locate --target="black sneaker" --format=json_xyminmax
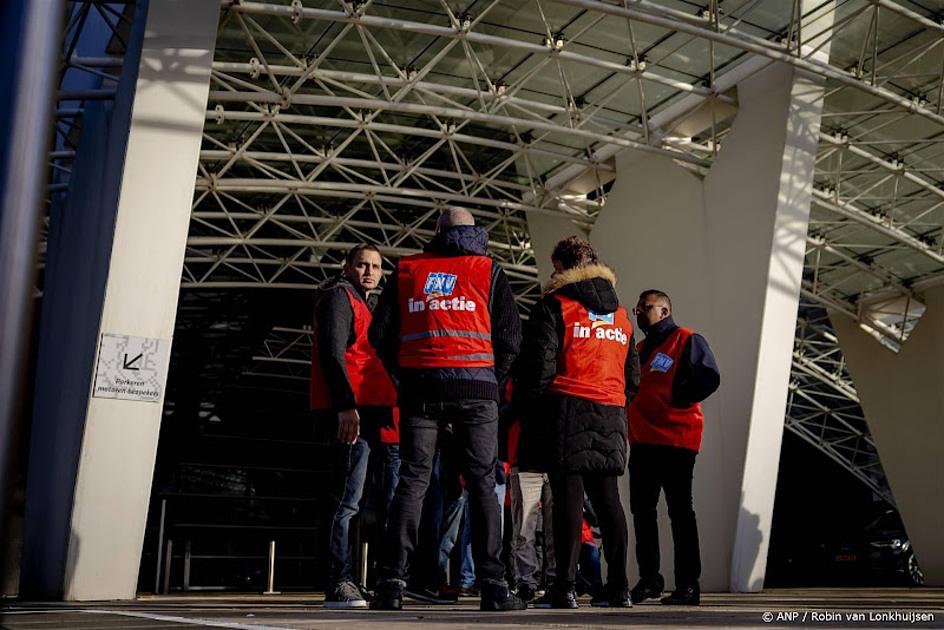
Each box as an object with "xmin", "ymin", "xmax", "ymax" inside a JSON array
[
  {"xmin": 369, "ymin": 580, "xmax": 403, "ymax": 610},
  {"xmin": 325, "ymin": 580, "xmax": 367, "ymax": 609},
  {"xmin": 403, "ymin": 585, "xmax": 458, "ymax": 604},
  {"xmin": 630, "ymin": 577, "xmax": 664, "ymax": 604},
  {"xmin": 516, "ymin": 582, "xmax": 537, "ymax": 603},
  {"xmin": 606, "ymin": 584, "xmax": 633, "ymax": 608},
  {"xmin": 532, "ymin": 586, "xmax": 578, "ymax": 609},
  {"xmin": 480, "ymin": 581, "xmax": 527, "ymax": 611},
  {"xmin": 660, "ymin": 583, "xmax": 700, "ymax": 606}
]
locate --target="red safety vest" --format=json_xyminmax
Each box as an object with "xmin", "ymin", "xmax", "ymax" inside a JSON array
[
  {"xmin": 627, "ymin": 327, "xmax": 704, "ymax": 452},
  {"xmin": 503, "ymin": 379, "xmax": 520, "ymax": 467},
  {"xmin": 397, "ymin": 253, "xmax": 494, "ymax": 368},
  {"xmin": 506, "ymin": 419, "xmax": 521, "ymax": 468},
  {"xmin": 546, "ymin": 294, "xmax": 632, "ymax": 407},
  {"xmin": 310, "ymin": 287, "xmax": 397, "ymax": 411},
  {"xmin": 380, "ymin": 408, "xmax": 400, "ymax": 444}
]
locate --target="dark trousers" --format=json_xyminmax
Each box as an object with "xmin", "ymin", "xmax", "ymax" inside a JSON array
[
  {"xmin": 628, "ymin": 443, "xmax": 701, "ymax": 588},
  {"xmin": 412, "ymin": 444, "xmax": 463, "ymax": 590},
  {"xmin": 549, "ymin": 472, "xmax": 628, "ymax": 591},
  {"xmin": 379, "ymin": 399, "xmax": 506, "ymax": 586}
]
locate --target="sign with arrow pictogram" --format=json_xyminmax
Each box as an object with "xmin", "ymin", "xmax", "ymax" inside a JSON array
[
  {"xmin": 92, "ymin": 333, "xmax": 169, "ymax": 402},
  {"xmin": 123, "ymin": 353, "xmax": 143, "ymax": 371}
]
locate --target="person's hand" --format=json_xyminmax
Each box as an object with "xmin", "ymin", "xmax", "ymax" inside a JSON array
[{"xmin": 337, "ymin": 409, "xmax": 360, "ymax": 445}]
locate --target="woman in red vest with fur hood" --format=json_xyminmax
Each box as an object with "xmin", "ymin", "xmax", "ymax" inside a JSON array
[{"xmin": 514, "ymin": 236, "xmax": 640, "ymax": 609}]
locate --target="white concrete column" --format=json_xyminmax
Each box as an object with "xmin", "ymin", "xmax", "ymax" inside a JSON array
[
  {"xmin": 572, "ymin": 54, "xmax": 828, "ymax": 593},
  {"xmin": 20, "ymin": 0, "xmax": 219, "ymax": 601},
  {"xmin": 831, "ymin": 290, "xmax": 944, "ymax": 586}
]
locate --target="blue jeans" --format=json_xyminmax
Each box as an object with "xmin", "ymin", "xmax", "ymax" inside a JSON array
[
  {"xmin": 437, "ymin": 491, "xmax": 467, "ymax": 579},
  {"xmin": 459, "ymin": 480, "xmax": 506, "ymax": 588},
  {"xmin": 327, "ymin": 434, "xmax": 371, "ymax": 583},
  {"xmin": 323, "ymin": 408, "xmax": 396, "ymax": 584},
  {"xmin": 577, "ymin": 542, "xmax": 603, "ymax": 596}
]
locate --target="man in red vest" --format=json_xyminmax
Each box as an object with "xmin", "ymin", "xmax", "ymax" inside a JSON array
[
  {"xmin": 310, "ymin": 243, "xmax": 399, "ymax": 608},
  {"xmin": 627, "ymin": 289, "xmax": 719, "ymax": 606},
  {"xmin": 368, "ymin": 207, "xmax": 525, "ymax": 611}
]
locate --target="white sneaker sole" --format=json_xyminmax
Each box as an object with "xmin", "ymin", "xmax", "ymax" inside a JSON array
[{"xmin": 324, "ymin": 600, "xmax": 368, "ymax": 609}]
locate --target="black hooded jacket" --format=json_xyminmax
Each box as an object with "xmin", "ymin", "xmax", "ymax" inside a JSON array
[
  {"xmin": 369, "ymin": 225, "xmax": 522, "ymax": 404},
  {"xmin": 514, "ymin": 264, "xmax": 640, "ymax": 475},
  {"xmin": 312, "ymin": 274, "xmax": 373, "ymax": 413}
]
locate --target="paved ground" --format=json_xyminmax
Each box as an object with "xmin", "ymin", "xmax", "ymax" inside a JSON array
[{"xmin": 3, "ymin": 589, "xmax": 943, "ymax": 629}]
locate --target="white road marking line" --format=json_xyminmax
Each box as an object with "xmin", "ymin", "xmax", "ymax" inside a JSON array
[
  {"xmin": 0, "ymin": 610, "xmax": 80, "ymax": 615},
  {"xmin": 83, "ymin": 610, "xmax": 297, "ymax": 630}
]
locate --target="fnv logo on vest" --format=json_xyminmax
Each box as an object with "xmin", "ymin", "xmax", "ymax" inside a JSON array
[
  {"xmin": 650, "ymin": 352, "xmax": 674, "ymax": 372},
  {"xmin": 589, "ymin": 311, "xmax": 614, "ymax": 327},
  {"xmin": 572, "ymin": 310, "xmax": 628, "ymax": 345},
  {"xmin": 408, "ymin": 271, "xmax": 479, "ymax": 313},
  {"xmin": 424, "ymin": 272, "xmax": 457, "ymax": 297}
]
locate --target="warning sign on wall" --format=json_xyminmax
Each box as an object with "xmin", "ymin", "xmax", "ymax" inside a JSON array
[{"xmin": 92, "ymin": 333, "xmax": 169, "ymax": 402}]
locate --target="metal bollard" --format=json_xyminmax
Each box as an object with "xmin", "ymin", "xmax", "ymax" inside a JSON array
[
  {"xmin": 162, "ymin": 539, "xmax": 173, "ymax": 595},
  {"xmin": 263, "ymin": 540, "xmax": 280, "ymax": 595},
  {"xmin": 153, "ymin": 499, "xmax": 166, "ymax": 594}
]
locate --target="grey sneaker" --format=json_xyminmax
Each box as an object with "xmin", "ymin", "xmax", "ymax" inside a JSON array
[{"xmin": 325, "ymin": 580, "xmax": 368, "ymax": 609}]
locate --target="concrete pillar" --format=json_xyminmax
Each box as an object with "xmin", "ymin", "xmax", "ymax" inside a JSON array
[
  {"xmin": 526, "ymin": 214, "xmax": 589, "ymax": 284},
  {"xmin": 568, "ymin": 54, "xmax": 826, "ymax": 593},
  {"xmin": 831, "ymin": 289, "xmax": 944, "ymax": 585},
  {"xmin": 20, "ymin": 0, "xmax": 219, "ymax": 601}
]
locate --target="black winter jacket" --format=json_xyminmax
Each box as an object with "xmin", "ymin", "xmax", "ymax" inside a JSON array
[
  {"xmin": 514, "ymin": 264, "xmax": 640, "ymax": 475},
  {"xmin": 369, "ymin": 225, "xmax": 522, "ymax": 404},
  {"xmin": 312, "ymin": 275, "xmax": 373, "ymax": 413}
]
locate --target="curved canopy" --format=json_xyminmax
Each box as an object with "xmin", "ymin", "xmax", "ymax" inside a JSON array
[{"xmin": 49, "ymin": 0, "xmax": 944, "ymax": 502}]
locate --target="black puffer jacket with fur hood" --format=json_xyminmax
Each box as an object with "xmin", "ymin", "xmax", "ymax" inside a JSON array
[{"xmin": 513, "ymin": 264, "xmax": 640, "ymax": 475}]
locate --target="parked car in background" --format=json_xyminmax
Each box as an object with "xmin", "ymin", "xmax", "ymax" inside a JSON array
[
  {"xmin": 767, "ymin": 508, "xmax": 925, "ymax": 587},
  {"xmin": 826, "ymin": 509, "xmax": 924, "ymax": 586}
]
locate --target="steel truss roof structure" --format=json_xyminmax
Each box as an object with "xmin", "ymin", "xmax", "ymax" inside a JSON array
[
  {"xmin": 46, "ymin": 0, "xmax": 944, "ymax": 505},
  {"xmin": 48, "ymin": 2, "xmax": 134, "ymax": 234},
  {"xmin": 789, "ymin": 302, "xmax": 893, "ymax": 505}
]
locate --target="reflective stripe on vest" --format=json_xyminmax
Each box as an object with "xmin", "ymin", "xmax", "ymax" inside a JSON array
[
  {"xmin": 445, "ymin": 352, "xmax": 494, "ymax": 361},
  {"xmin": 310, "ymin": 286, "xmax": 397, "ymax": 410},
  {"xmin": 397, "ymin": 253, "xmax": 494, "ymax": 369},
  {"xmin": 626, "ymin": 326, "xmax": 705, "ymax": 452},
  {"xmin": 400, "ymin": 330, "xmax": 492, "ymax": 342},
  {"xmin": 546, "ymin": 294, "xmax": 632, "ymax": 407}
]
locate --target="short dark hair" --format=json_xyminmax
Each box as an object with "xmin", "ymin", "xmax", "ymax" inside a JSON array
[
  {"xmin": 639, "ymin": 289, "xmax": 672, "ymax": 311},
  {"xmin": 551, "ymin": 236, "xmax": 598, "ymax": 271},
  {"xmin": 344, "ymin": 243, "xmax": 381, "ymax": 267}
]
